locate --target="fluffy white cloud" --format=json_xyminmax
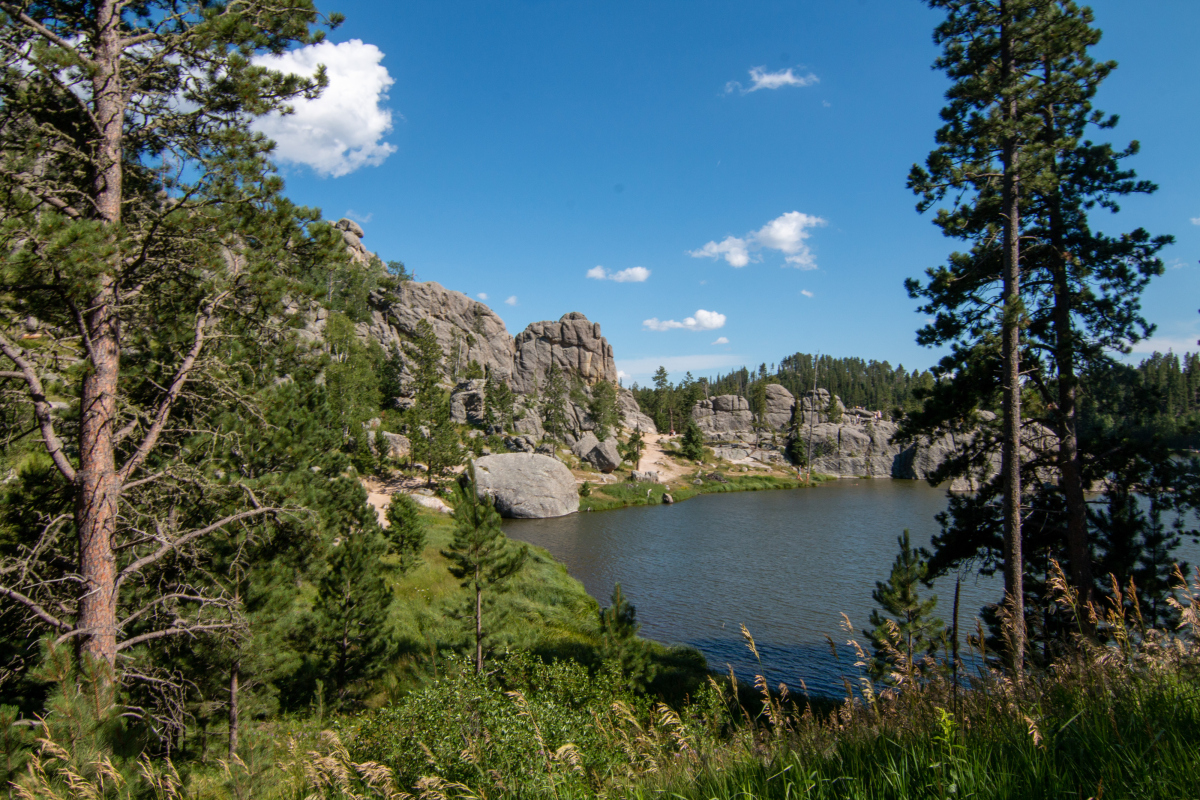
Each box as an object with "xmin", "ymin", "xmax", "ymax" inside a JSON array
[
  {"xmin": 1192, "ymin": 217, "xmax": 1200, "ymax": 225},
  {"xmin": 747, "ymin": 66, "xmax": 819, "ymax": 91},
  {"xmin": 688, "ymin": 235, "xmax": 750, "ymax": 267},
  {"xmin": 711, "ymin": 336, "xmax": 729, "ymax": 345},
  {"xmin": 588, "ymin": 265, "xmax": 651, "ymax": 282},
  {"xmin": 800, "ymin": 289, "xmax": 814, "ymax": 298},
  {"xmin": 726, "ymin": 67, "xmax": 819, "ymax": 94},
  {"xmin": 477, "ymin": 292, "xmax": 488, "ymax": 300},
  {"xmin": 617, "ymin": 370, "xmax": 630, "ymax": 381},
  {"xmin": 505, "ymin": 296, "xmax": 518, "ymax": 306},
  {"xmin": 690, "ymin": 211, "xmax": 827, "ymax": 269},
  {"xmin": 755, "ymin": 212, "xmax": 826, "ymax": 268},
  {"xmin": 253, "ymin": 40, "xmax": 397, "ymax": 177},
  {"xmin": 643, "ymin": 309, "xmax": 726, "ymax": 332}
]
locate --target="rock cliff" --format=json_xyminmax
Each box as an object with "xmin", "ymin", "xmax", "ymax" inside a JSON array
[
  {"xmin": 511, "ymin": 312, "xmax": 618, "ymax": 395},
  {"xmin": 689, "ymin": 384, "xmax": 1002, "ymax": 484}
]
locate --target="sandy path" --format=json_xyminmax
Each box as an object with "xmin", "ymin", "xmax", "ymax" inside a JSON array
[{"xmin": 635, "ymin": 432, "xmax": 692, "ymax": 483}]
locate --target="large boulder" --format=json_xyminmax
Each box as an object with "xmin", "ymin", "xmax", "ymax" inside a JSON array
[
  {"xmin": 450, "ymin": 379, "xmax": 487, "ymax": 425},
  {"xmin": 379, "ymin": 432, "xmax": 411, "ymax": 461},
  {"xmin": 693, "ymin": 395, "xmax": 754, "ymax": 435},
  {"xmin": 511, "ymin": 312, "xmax": 617, "ymax": 395},
  {"xmin": 763, "ymin": 384, "xmax": 796, "ymax": 430},
  {"xmin": 471, "ymin": 454, "xmax": 579, "ymax": 518},
  {"xmin": 571, "ymin": 432, "xmax": 621, "ymax": 472}
]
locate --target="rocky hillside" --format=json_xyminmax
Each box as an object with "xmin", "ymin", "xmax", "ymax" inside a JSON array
[{"xmin": 326, "ymin": 220, "xmax": 653, "ymax": 440}]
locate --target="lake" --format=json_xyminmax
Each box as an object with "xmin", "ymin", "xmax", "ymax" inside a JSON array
[{"xmin": 505, "ymin": 480, "xmax": 1200, "ymax": 697}]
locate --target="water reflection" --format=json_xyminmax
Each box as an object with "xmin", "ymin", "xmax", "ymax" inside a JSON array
[{"xmin": 506, "ymin": 480, "xmax": 1200, "ymax": 696}]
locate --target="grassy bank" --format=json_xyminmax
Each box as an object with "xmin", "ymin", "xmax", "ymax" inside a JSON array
[
  {"xmin": 579, "ymin": 470, "xmax": 824, "ymax": 512},
  {"xmin": 379, "ymin": 508, "xmax": 708, "ymax": 697}
]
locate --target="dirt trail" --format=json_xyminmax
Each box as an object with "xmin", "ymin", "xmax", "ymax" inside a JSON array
[{"xmin": 635, "ymin": 432, "xmax": 693, "ymax": 483}]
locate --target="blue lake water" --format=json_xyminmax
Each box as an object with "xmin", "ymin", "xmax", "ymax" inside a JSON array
[{"xmin": 505, "ymin": 480, "xmax": 1200, "ymax": 697}]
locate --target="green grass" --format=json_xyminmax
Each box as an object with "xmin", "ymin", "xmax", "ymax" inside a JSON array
[{"xmin": 579, "ymin": 471, "xmax": 813, "ymax": 512}]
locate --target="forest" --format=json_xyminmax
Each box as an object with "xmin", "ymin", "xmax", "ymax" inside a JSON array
[{"xmin": 1, "ymin": 1, "xmax": 1199, "ymax": 799}]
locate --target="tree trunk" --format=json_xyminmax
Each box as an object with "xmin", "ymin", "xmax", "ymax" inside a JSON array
[
  {"xmin": 474, "ymin": 569, "xmax": 483, "ymax": 674},
  {"xmin": 77, "ymin": 0, "xmax": 126, "ymax": 668},
  {"xmin": 1000, "ymin": 2, "xmax": 1026, "ymax": 672},
  {"xmin": 228, "ymin": 659, "xmax": 240, "ymax": 759},
  {"xmin": 1050, "ymin": 210, "xmax": 1093, "ymax": 609}
]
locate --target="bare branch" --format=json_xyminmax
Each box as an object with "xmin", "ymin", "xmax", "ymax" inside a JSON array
[
  {"xmin": 0, "ymin": 329, "xmax": 77, "ymax": 481},
  {"xmin": 117, "ymin": 622, "xmax": 237, "ymax": 651},
  {"xmin": 0, "ymin": 3, "xmax": 97, "ymax": 67},
  {"xmin": 0, "ymin": 585, "xmax": 72, "ymax": 631},
  {"xmin": 119, "ymin": 291, "xmax": 228, "ymax": 481},
  {"xmin": 115, "ymin": 506, "xmax": 280, "ymax": 588}
]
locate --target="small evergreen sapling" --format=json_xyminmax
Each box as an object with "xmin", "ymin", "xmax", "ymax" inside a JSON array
[
  {"xmin": 442, "ymin": 467, "xmax": 528, "ymax": 673},
  {"xmin": 680, "ymin": 420, "xmax": 705, "ymax": 462},
  {"xmin": 385, "ymin": 494, "xmax": 428, "ymax": 574},
  {"xmin": 598, "ymin": 584, "xmax": 657, "ymax": 692},
  {"xmin": 620, "ymin": 428, "xmax": 646, "ymax": 468},
  {"xmin": 865, "ymin": 530, "xmax": 943, "ymax": 682}
]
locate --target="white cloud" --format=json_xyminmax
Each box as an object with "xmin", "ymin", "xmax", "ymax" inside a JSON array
[
  {"xmin": 616, "ymin": 354, "xmax": 746, "ymax": 381},
  {"xmin": 800, "ymin": 289, "xmax": 814, "ymax": 298},
  {"xmin": 617, "ymin": 370, "xmax": 630, "ymax": 381},
  {"xmin": 253, "ymin": 40, "xmax": 397, "ymax": 177},
  {"xmin": 1126, "ymin": 334, "xmax": 1200, "ymax": 355},
  {"xmin": 505, "ymin": 296, "xmax": 518, "ymax": 306},
  {"xmin": 643, "ymin": 309, "xmax": 726, "ymax": 332},
  {"xmin": 690, "ymin": 211, "xmax": 827, "ymax": 269},
  {"xmin": 711, "ymin": 336, "xmax": 729, "ymax": 345},
  {"xmin": 726, "ymin": 66, "xmax": 819, "ymax": 94},
  {"xmin": 688, "ymin": 235, "xmax": 750, "ymax": 267},
  {"xmin": 1191, "ymin": 217, "xmax": 1200, "ymax": 225},
  {"xmin": 587, "ymin": 265, "xmax": 651, "ymax": 283},
  {"xmin": 345, "ymin": 209, "xmax": 373, "ymax": 224},
  {"xmin": 477, "ymin": 292, "xmax": 488, "ymax": 300}
]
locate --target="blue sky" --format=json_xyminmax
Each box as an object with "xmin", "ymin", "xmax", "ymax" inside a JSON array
[{"xmin": 261, "ymin": 0, "xmax": 1200, "ymax": 385}]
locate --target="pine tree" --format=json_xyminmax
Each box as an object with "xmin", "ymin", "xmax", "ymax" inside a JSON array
[
  {"xmin": 0, "ymin": 0, "xmax": 341, "ymax": 669},
  {"xmin": 680, "ymin": 420, "xmax": 705, "ymax": 462},
  {"xmin": 541, "ymin": 363, "xmax": 569, "ymax": 442},
  {"xmin": 620, "ymin": 428, "xmax": 646, "ymax": 468},
  {"xmin": 441, "ymin": 466, "xmax": 527, "ymax": 673},
  {"xmin": 598, "ymin": 584, "xmax": 657, "ymax": 692},
  {"xmin": 385, "ymin": 493, "xmax": 428, "ymax": 574},
  {"xmin": 306, "ymin": 477, "xmax": 395, "ymax": 710},
  {"xmin": 416, "ymin": 395, "xmax": 462, "ymax": 488},
  {"xmin": 588, "ymin": 380, "xmax": 621, "ymax": 441},
  {"xmin": 865, "ymin": 531, "xmax": 943, "ymax": 683}
]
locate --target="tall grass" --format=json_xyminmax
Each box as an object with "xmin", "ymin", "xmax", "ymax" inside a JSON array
[{"xmin": 9, "ymin": 564, "xmax": 1199, "ymax": 799}]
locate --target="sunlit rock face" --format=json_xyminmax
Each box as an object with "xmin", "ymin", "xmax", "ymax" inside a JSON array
[{"xmin": 511, "ymin": 312, "xmax": 618, "ymax": 396}]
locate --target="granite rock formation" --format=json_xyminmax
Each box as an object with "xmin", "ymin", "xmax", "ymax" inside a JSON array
[
  {"xmin": 471, "ymin": 454, "xmax": 579, "ymax": 518},
  {"xmin": 511, "ymin": 312, "xmax": 618, "ymax": 395}
]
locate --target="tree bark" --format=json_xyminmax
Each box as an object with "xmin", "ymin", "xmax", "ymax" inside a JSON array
[
  {"xmin": 228, "ymin": 658, "xmax": 240, "ymax": 759},
  {"xmin": 474, "ymin": 566, "xmax": 483, "ymax": 674},
  {"xmin": 1050, "ymin": 208, "xmax": 1093, "ymax": 609},
  {"xmin": 1000, "ymin": 1, "xmax": 1026, "ymax": 673},
  {"xmin": 76, "ymin": 0, "xmax": 126, "ymax": 668}
]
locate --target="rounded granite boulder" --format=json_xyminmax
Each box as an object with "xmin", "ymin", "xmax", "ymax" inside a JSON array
[{"xmin": 471, "ymin": 453, "xmax": 579, "ymax": 518}]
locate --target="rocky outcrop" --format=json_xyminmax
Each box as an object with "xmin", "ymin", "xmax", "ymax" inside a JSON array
[
  {"xmin": 367, "ymin": 282, "xmax": 516, "ymax": 386},
  {"xmin": 472, "ymin": 453, "xmax": 579, "ymax": 518},
  {"xmin": 685, "ymin": 385, "xmax": 1026, "ymax": 484},
  {"xmin": 379, "ymin": 432, "xmax": 411, "ymax": 461},
  {"xmin": 450, "ymin": 379, "xmax": 487, "ymax": 425},
  {"xmin": 511, "ymin": 312, "xmax": 617, "ymax": 395},
  {"xmin": 764, "ymin": 384, "xmax": 797, "ymax": 430},
  {"xmin": 571, "ymin": 432, "xmax": 621, "ymax": 472},
  {"xmin": 692, "ymin": 395, "xmax": 755, "ymax": 436},
  {"xmin": 618, "ymin": 387, "xmax": 657, "ymax": 433}
]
